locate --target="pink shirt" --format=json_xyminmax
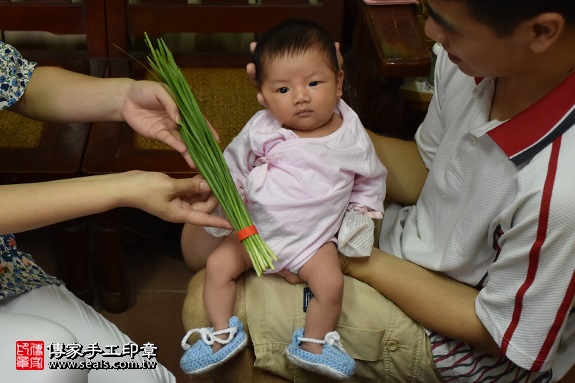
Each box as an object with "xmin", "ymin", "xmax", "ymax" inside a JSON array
[{"xmin": 225, "ymin": 99, "xmax": 386, "ymax": 273}]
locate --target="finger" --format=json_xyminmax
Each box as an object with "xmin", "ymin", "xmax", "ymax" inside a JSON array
[
  {"xmin": 182, "ymin": 152, "xmax": 197, "ymax": 169},
  {"xmin": 154, "ymin": 129, "xmax": 188, "ymax": 155},
  {"xmin": 249, "ymin": 41, "xmax": 257, "ymax": 53},
  {"xmin": 181, "ymin": 210, "xmax": 232, "ymax": 229},
  {"xmin": 246, "ymin": 62, "xmax": 257, "ymax": 87},
  {"xmin": 204, "ymin": 118, "xmax": 220, "ymax": 142},
  {"xmin": 335, "ymin": 42, "xmax": 344, "ymax": 69},
  {"xmin": 173, "ymin": 176, "xmax": 212, "ymax": 195},
  {"xmin": 189, "ymin": 194, "xmax": 221, "ymax": 214},
  {"xmin": 156, "ymin": 82, "xmax": 182, "ymax": 124},
  {"xmin": 338, "ymin": 253, "xmax": 349, "ymax": 273}
]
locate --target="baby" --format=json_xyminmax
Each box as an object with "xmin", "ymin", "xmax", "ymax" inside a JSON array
[{"xmin": 181, "ymin": 19, "xmax": 387, "ymax": 380}]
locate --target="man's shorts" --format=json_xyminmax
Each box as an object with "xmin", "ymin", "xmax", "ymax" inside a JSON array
[{"xmin": 183, "ymin": 270, "xmax": 442, "ymax": 383}]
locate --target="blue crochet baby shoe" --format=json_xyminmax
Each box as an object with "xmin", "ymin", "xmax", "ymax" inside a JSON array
[
  {"xmin": 180, "ymin": 316, "xmax": 248, "ymax": 375},
  {"xmin": 285, "ymin": 328, "xmax": 355, "ymax": 380}
]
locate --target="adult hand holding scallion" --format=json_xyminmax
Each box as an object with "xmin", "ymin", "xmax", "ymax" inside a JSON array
[{"xmin": 145, "ymin": 34, "xmax": 276, "ymax": 276}]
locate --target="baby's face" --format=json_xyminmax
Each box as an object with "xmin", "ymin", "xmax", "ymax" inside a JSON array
[{"xmin": 259, "ymin": 49, "xmax": 343, "ymax": 137}]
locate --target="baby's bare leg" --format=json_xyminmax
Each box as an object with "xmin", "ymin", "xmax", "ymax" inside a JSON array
[
  {"xmin": 181, "ymin": 223, "xmax": 223, "ymax": 272},
  {"xmin": 297, "ymin": 242, "xmax": 344, "ymax": 354},
  {"xmin": 204, "ymin": 234, "xmax": 252, "ymax": 352}
]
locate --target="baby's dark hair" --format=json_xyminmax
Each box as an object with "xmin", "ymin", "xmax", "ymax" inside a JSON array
[
  {"xmin": 253, "ymin": 19, "xmax": 339, "ymax": 86},
  {"xmin": 456, "ymin": 0, "xmax": 575, "ymax": 36}
]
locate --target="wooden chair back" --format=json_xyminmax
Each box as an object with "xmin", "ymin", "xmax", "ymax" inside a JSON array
[
  {"xmin": 105, "ymin": 0, "xmax": 343, "ymax": 74},
  {"xmin": 0, "ymin": 0, "xmax": 107, "ymax": 73}
]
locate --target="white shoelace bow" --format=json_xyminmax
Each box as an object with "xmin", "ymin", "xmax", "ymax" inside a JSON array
[
  {"xmin": 181, "ymin": 326, "xmax": 237, "ymax": 350},
  {"xmin": 297, "ymin": 331, "xmax": 347, "ymax": 352}
]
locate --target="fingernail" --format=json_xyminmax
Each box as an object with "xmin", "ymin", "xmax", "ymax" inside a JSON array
[{"xmin": 199, "ymin": 180, "xmax": 210, "ymax": 191}]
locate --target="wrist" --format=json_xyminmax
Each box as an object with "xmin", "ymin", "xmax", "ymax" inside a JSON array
[
  {"xmin": 342, "ymin": 255, "xmax": 373, "ymax": 282},
  {"xmin": 108, "ymin": 78, "xmax": 137, "ymax": 121},
  {"xmin": 97, "ymin": 171, "xmax": 141, "ymax": 210}
]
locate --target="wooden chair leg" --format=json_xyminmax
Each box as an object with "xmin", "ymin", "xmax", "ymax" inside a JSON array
[
  {"xmin": 91, "ymin": 209, "xmax": 130, "ymax": 313},
  {"xmin": 57, "ymin": 218, "xmax": 93, "ymax": 306}
]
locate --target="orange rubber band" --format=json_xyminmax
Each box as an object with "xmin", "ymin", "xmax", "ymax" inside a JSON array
[{"xmin": 237, "ymin": 225, "xmax": 258, "ymax": 242}]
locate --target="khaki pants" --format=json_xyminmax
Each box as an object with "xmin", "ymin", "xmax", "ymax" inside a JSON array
[{"xmin": 183, "ymin": 270, "xmax": 442, "ymax": 383}]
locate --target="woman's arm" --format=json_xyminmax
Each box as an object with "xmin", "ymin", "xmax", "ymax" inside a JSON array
[
  {"xmin": 0, "ymin": 171, "xmax": 232, "ymax": 235},
  {"xmin": 10, "ymin": 66, "xmax": 190, "ymax": 160},
  {"xmin": 340, "ymin": 249, "xmax": 501, "ymax": 356},
  {"xmin": 12, "ymin": 67, "xmax": 137, "ymax": 122},
  {"xmin": 367, "ymin": 130, "xmax": 428, "ymax": 205}
]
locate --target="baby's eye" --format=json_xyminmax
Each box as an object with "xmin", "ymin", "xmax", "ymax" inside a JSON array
[
  {"xmin": 309, "ymin": 81, "xmax": 319, "ymax": 87},
  {"xmin": 278, "ymin": 87, "xmax": 289, "ymax": 94}
]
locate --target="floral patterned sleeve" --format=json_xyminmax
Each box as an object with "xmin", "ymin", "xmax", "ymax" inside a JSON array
[
  {"xmin": 0, "ymin": 41, "xmax": 37, "ymax": 110},
  {"xmin": 0, "ymin": 43, "xmax": 61, "ymax": 301}
]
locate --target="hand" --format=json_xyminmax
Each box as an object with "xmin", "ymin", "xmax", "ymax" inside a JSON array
[
  {"xmin": 339, "ymin": 252, "xmax": 352, "ymax": 274},
  {"xmin": 246, "ymin": 42, "xmax": 266, "ymax": 107},
  {"xmin": 125, "ymin": 171, "xmax": 233, "ymax": 229},
  {"xmin": 335, "ymin": 42, "xmax": 344, "ymax": 69},
  {"xmin": 338, "ymin": 251, "xmax": 371, "ymax": 281},
  {"xmin": 246, "ymin": 41, "xmax": 344, "ymax": 107},
  {"xmin": 121, "ymin": 80, "xmax": 222, "ymax": 169}
]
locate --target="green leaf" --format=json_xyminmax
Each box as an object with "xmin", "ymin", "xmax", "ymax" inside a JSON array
[{"xmin": 145, "ymin": 33, "xmax": 276, "ymax": 276}]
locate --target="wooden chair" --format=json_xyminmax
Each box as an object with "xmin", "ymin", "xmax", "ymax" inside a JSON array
[
  {"xmin": 80, "ymin": 0, "xmax": 343, "ymax": 313},
  {"xmin": 105, "ymin": 0, "xmax": 343, "ymax": 76},
  {"xmin": 342, "ymin": 0, "xmax": 432, "ymax": 138},
  {"xmin": 0, "ymin": 0, "xmax": 107, "ymax": 74},
  {"xmin": 0, "ymin": 0, "xmax": 107, "ymax": 306}
]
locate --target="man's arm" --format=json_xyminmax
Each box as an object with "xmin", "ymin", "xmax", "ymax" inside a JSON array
[
  {"xmin": 367, "ymin": 130, "xmax": 428, "ymax": 205},
  {"xmin": 340, "ymin": 249, "xmax": 502, "ymax": 356}
]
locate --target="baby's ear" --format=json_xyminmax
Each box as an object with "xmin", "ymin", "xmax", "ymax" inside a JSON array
[
  {"xmin": 256, "ymin": 92, "xmax": 268, "ymax": 108},
  {"xmin": 336, "ymin": 70, "xmax": 345, "ymax": 97}
]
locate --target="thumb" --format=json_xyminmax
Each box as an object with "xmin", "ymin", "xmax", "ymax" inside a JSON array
[
  {"xmin": 157, "ymin": 83, "xmax": 181, "ymax": 124},
  {"xmin": 175, "ymin": 176, "xmax": 211, "ymax": 194},
  {"xmin": 339, "ymin": 253, "xmax": 350, "ymax": 274}
]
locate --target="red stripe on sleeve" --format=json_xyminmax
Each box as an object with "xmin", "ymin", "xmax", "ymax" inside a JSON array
[
  {"xmin": 501, "ymin": 138, "xmax": 561, "ymax": 362},
  {"xmin": 530, "ymin": 138, "xmax": 562, "ymax": 369}
]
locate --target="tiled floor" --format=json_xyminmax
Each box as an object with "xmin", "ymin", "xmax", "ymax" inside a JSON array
[{"xmin": 16, "ymin": 211, "xmax": 212, "ymax": 383}]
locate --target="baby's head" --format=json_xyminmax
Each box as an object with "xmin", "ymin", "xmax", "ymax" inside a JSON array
[
  {"xmin": 253, "ymin": 19, "xmax": 340, "ymax": 86},
  {"xmin": 253, "ymin": 19, "xmax": 344, "ymax": 136}
]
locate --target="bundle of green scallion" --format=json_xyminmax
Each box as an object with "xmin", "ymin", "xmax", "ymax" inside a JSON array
[{"xmin": 145, "ymin": 34, "xmax": 276, "ymax": 276}]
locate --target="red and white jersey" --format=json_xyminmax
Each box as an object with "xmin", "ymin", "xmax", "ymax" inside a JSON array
[{"xmin": 380, "ymin": 46, "xmax": 575, "ymax": 381}]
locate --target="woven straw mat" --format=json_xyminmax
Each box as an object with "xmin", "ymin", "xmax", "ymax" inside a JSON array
[
  {"xmin": 136, "ymin": 67, "xmax": 264, "ymax": 151},
  {"xmin": 0, "ymin": 109, "xmax": 44, "ymax": 148}
]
